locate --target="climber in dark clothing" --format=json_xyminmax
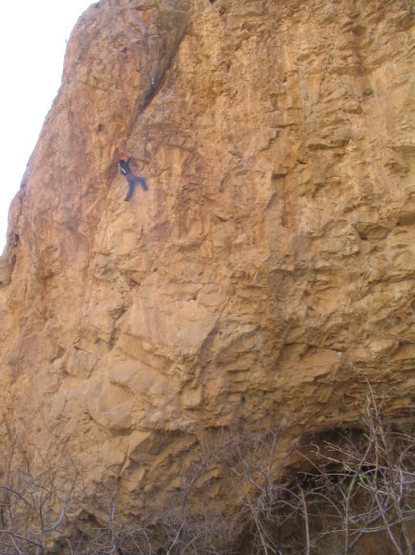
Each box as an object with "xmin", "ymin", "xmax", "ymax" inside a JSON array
[{"xmin": 119, "ymin": 157, "xmax": 148, "ymax": 201}]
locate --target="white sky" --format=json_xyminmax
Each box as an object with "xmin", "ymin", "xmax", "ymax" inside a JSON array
[{"xmin": 0, "ymin": 0, "xmax": 94, "ymax": 253}]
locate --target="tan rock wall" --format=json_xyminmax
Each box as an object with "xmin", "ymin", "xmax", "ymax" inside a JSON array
[{"xmin": 1, "ymin": 0, "xmax": 415, "ymax": 524}]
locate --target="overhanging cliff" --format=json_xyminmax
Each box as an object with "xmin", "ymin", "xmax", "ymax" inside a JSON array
[{"xmin": 0, "ymin": 0, "xmax": 415, "ymax": 549}]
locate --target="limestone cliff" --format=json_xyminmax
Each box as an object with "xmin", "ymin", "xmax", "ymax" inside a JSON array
[{"xmin": 1, "ymin": 0, "xmax": 415, "ymax": 547}]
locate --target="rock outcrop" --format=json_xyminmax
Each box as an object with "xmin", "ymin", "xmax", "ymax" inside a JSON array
[{"xmin": 1, "ymin": 0, "xmax": 415, "ymax": 541}]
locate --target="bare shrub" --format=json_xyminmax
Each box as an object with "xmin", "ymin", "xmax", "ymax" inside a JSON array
[
  {"xmin": 296, "ymin": 385, "xmax": 415, "ymax": 554},
  {"xmin": 159, "ymin": 386, "xmax": 415, "ymax": 554},
  {"xmin": 0, "ymin": 419, "xmax": 77, "ymax": 554},
  {"xmin": 74, "ymin": 505, "xmax": 152, "ymax": 554},
  {"xmin": 0, "ymin": 385, "xmax": 415, "ymax": 553}
]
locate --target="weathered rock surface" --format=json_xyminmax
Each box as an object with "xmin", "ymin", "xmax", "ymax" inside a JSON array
[{"xmin": 1, "ymin": 0, "xmax": 415, "ymax": 534}]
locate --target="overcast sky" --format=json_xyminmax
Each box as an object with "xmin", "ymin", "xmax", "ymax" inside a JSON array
[{"xmin": 0, "ymin": 1, "xmax": 94, "ymax": 253}]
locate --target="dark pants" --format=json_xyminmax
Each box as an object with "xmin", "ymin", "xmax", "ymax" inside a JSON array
[{"xmin": 125, "ymin": 175, "xmax": 148, "ymax": 201}]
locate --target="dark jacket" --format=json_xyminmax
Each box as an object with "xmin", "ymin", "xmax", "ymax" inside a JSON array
[{"xmin": 119, "ymin": 158, "xmax": 133, "ymax": 176}]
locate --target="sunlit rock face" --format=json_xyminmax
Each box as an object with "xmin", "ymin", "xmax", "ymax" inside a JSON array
[{"xmin": 0, "ymin": 0, "xmax": 414, "ymax": 527}]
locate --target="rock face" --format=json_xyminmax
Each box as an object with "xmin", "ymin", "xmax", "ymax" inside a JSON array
[{"xmin": 1, "ymin": 0, "xmax": 415, "ymax": 537}]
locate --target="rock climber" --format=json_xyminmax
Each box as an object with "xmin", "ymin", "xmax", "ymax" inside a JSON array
[{"xmin": 119, "ymin": 157, "xmax": 148, "ymax": 201}]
